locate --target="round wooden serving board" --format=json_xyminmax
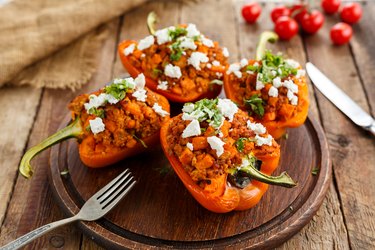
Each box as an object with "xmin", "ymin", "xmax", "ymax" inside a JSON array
[{"xmin": 48, "ymin": 115, "xmax": 331, "ymax": 249}]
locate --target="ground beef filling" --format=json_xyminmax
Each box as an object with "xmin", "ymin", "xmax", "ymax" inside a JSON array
[
  {"xmin": 128, "ymin": 42, "xmax": 227, "ymax": 97},
  {"xmin": 68, "ymin": 89, "xmax": 165, "ymax": 151},
  {"xmin": 166, "ymin": 110, "xmax": 278, "ymax": 189}
]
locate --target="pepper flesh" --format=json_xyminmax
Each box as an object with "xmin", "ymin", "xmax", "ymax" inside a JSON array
[
  {"xmin": 118, "ymin": 40, "xmax": 223, "ymax": 103},
  {"xmin": 160, "ymin": 115, "xmax": 295, "ymax": 213}
]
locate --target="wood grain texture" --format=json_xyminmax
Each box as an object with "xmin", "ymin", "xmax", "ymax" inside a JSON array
[
  {"xmin": 0, "ymin": 87, "xmax": 42, "ymax": 227},
  {"xmin": 304, "ymin": 7, "xmax": 375, "ymax": 250},
  {"xmin": 0, "ymin": 19, "xmax": 120, "ymax": 249}
]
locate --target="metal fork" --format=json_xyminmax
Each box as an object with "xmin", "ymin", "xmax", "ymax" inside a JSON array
[{"xmin": 0, "ymin": 169, "xmax": 136, "ymax": 250}]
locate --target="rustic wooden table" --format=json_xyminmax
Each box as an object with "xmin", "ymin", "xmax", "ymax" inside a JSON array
[{"xmin": 0, "ymin": 0, "xmax": 374, "ymax": 249}]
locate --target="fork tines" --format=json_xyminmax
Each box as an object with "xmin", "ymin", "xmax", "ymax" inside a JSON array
[{"xmin": 95, "ymin": 169, "xmax": 136, "ymax": 210}]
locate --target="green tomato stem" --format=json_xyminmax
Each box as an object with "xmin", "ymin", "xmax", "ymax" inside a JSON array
[
  {"xmin": 147, "ymin": 12, "xmax": 158, "ymax": 35},
  {"xmin": 19, "ymin": 117, "xmax": 82, "ymax": 179},
  {"xmin": 240, "ymin": 164, "xmax": 297, "ymax": 188},
  {"xmin": 255, "ymin": 31, "xmax": 279, "ymax": 61}
]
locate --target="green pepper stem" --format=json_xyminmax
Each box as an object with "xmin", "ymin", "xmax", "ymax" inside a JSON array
[
  {"xmin": 19, "ymin": 117, "xmax": 82, "ymax": 179},
  {"xmin": 240, "ymin": 165, "xmax": 297, "ymax": 188},
  {"xmin": 147, "ymin": 12, "xmax": 158, "ymax": 35},
  {"xmin": 255, "ymin": 31, "xmax": 279, "ymax": 61}
]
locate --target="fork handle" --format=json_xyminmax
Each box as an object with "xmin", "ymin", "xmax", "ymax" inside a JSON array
[{"xmin": 0, "ymin": 216, "xmax": 78, "ymax": 250}]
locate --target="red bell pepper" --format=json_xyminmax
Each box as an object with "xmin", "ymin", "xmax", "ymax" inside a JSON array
[
  {"xmin": 19, "ymin": 77, "xmax": 170, "ymax": 178},
  {"xmin": 160, "ymin": 99, "xmax": 296, "ymax": 213}
]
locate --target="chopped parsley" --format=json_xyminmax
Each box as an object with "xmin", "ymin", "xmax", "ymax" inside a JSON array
[
  {"xmin": 152, "ymin": 68, "xmax": 163, "ymax": 76},
  {"xmin": 87, "ymin": 107, "xmax": 105, "ymax": 118},
  {"xmin": 255, "ymin": 51, "xmax": 298, "ymax": 84},
  {"xmin": 183, "ymin": 99, "xmax": 224, "ymax": 129},
  {"xmin": 235, "ymin": 138, "xmax": 248, "ymax": 152},
  {"xmin": 312, "ymin": 167, "xmax": 320, "ymax": 176},
  {"xmin": 168, "ymin": 27, "xmax": 187, "ymax": 40},
  {"xmin": 104, "ymin": 78, "xmax": 134, "ymax": 100},
  {"xmin": 244, "ymin": 94, "xmax": 265, "ymax": 117},
  {"xmin": 132, "ymin": 134, "xmax": 148, "ymax": 148},
  {"xmin": 169, "ymin": 40, "xmax": 184, "ymax": 61}
]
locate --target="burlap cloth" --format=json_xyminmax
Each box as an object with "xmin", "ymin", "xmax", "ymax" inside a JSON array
[{"xmin": 0, "ymin": 0, "xmax": 151, "ymax": 90}]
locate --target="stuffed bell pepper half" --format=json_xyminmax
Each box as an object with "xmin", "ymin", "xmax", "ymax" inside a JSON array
[
  {"xmin": 160, "ymin": 98, "xmax": 296, "ymax": 213},
  {"xmin": 19, "ymin": 74, "xmax": 170, "ymax": 178},
  {"xmin": 118, "ymin": 21, "xmax": 229, "ymax": 103}
]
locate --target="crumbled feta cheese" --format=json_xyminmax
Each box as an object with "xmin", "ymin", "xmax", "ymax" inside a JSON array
[
  {"xmin": 132, "ymin": 89, "xmax": 147, "ymax": 102},
  {"xmin": 296, "ymin": 69, "xmax": 306, "ymax": 78},
  {"xmin": 141, "ymin": 53, "xmax": 145, "ymax": 58},
  {"xmin": 123, "ymin": 43, "xmax": 135, "ymax": 56},
  {"xmin": 240, "ymin": 58, "xmax": 248, "ymax": 68},
  {"xmin": 201, "ymin": 36, "xmax": 214, "ymax": 47},
  {"xmin": 157, "ymin": 80, "xmax": 169, "ymax": 90},
  {"xmin": 179, "ymin": 37, "xmax": 197, "ymax": 50},
  {"xmin": 285, "ymin": 59, "xmax": 300, "ymax": 68},
  {"xmin": 290, "ymin": 95, "xmax": 298, "ymax": 105},
  {"xmin": 247, "ymin": 121, "xmax": 266, "ymax": 134},
  {"xmin": 207, "ymin": 136, "xmax": 225, "ymax": 157},
  {"xmin": 206, "ymin": 63, "xmax": 212, "ymax": 69},
  {"xmin": 222, "ymin": 47, "xmax": 229, "ymax": 57},
  {"xmin": 164, "ymin": 64, "xmax": 182, "ymax": 79},
  {"xmin": 287, "ymin": 89, "xmax": 294, "ymax": 100},
  {"xmin": 89, "ymin": 117, "xmax": 105, "ymax": 134},
  {"xmin": 182, "ymin": 119, "xmax": 201, "ymax": 138},
  {"xmin": 246, "ymin": 70, "xmax": 255, "ymax": 75},
  {"xmin": 256, "ymin": 74, "xmax": 265, "ymax": 90},
  {"xmin": 226, "ymin": 63, "xmax": 242, "ymax": 78},
  {"xmin": 155, "ymin": 27, "xmax": 174, "ymax": 45},
  {"xmin": 255, "ymin": 134, "xmax": 273, "ymax": 146},
  {"xmin": 218, "ymin": 131, "xmax": 224, "ymax": 138},
  {"xmin": 186, "ymin": 142, "xmax": 194, "ymax": 151},
  {"xmin": 188, "ymin": 52, "xmax": 209, "ymax": 70},
  {"xmin": 216, "ymin": 72, "xmax": 223, "ymax": 78},
  {"xmin": 212, "ymin": 60, "xmax": 221, "ymax": 66},
  {"xmin": 186, "ymin": 23, "xmax": 200, "ymax": 37},
  {"xmin": 283, "ymin": 79, "xmax": 298, "ymax": 93},
  {"xmin": 217, "ymin": 98, "xmax": 238, "ymax": 122},
  {"xmin": 253, "ymin": 62, "xmax": 259, "ymax": 67},
  {"xmin": 105, "ymin": 94, "xmax": 119, "ymax": 104},
  {"xmin": 268, "ymin": 86, "xmax": 279, "ymax": 97},
  {"xmin": 134, "ymin": 73, "xmax": 145, "ymax": 89},
  {"xmin": 84, "ymin": 93, "xmax": 107, "ymax": 111},
  {"xmin": 272, "ymin": 77, "xmax": 282, "ymax": 88},
  {"xmin": 152, "ymin": 103, "xmax": 169, "ymax": 117},
  {"xmin": 182, "ymin": 103, "xmax": 195, "ymax": 113},
  {"xmin": 137, "ymin": 35, "xmax": 155, "ymax": 50}
]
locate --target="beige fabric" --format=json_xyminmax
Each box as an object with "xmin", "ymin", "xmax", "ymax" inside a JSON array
[{"xmin": 0, "ymin": 0, "xmax": 147, "ymax": 89}]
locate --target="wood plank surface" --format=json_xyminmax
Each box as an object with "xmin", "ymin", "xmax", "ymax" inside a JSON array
[
  {"xmin": 304, "ymin": 5, "xmax": 375, "ymax": 250},
  {"xmin": 0, "ymin": 0, "xmax": 374, "ymax": 249}
]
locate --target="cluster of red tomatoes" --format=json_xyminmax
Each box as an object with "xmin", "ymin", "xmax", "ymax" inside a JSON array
[{"xmin": 241, "ymin": 0, "xmax": 363, "ymax": 45}]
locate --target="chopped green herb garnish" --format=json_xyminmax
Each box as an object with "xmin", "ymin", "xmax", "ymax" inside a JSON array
[
  {"xmin": 244, "ymin": 94, "xmax": 265, "ymax": 117},
  {"xmin": 169, "ymin": 40, "xmax": 184, "ymax": 61},
  {"xmin": 155, "ymin": 165, "xmax": 173, "ymax": 176},
  {"xmin": 132, "ymin": 134, "xmax": 148, "ymax": 148},
  {"xmin": 210, "ymin": 79, "xmax": 223, "ymax": 85},
  {"xmin": 60, "ymin": 169, "xmax": 69, "ymax": 176},
  {"xmin": 235, "ymin": 138, "xmax": 248, "ymax": 152},
  {"xmin": 312, "ymin": 167, "xmax": 319, "ymax": 176},
  {"xmin": 104, "ymin": 78, "xmax": 134, "ymax": 100},
  {"xmin": 168, "ymin": 27, "xmax": 187, "ymax": 40},
  {"xmin": 85, "ymin": 125, "xmax": 91, "ymax": 132},
  {"xmin": 183, "ymin": 99, "xmax": 224, "ymax": 129},
  {"xmin": 246, "ymin": 65, "xmax": 260, "ymax": 72},
  {"xmin": 152, "ymin": 68, "xmax": 163, "ymax": 76},
  {"xmin": 88, "ymin": 107, "xmax": 105, "ymax": 118},
  {"xmin": 282, "ymin": 133, "xmax": 289, "ymax": 140}
]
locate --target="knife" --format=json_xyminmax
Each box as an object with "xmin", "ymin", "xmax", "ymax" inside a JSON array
[{"xmin": 306, "ymin": 62, "xmax": 375, "ymax": 136}]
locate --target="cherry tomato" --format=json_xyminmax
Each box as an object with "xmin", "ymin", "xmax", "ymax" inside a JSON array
[
  {"xmin": 340, "ymin": 3, "xmax": 362, "ymax": 24},
  {"xmin": 321, "ymin": 0, "xmax": 341, "ymax": 14},
  {"xmin": 330, "ymin": 22, "xmax": 353, "ymax": 45},
  {"xmin": 290, "ymin": 4, "xmax": 307, "ymax": 23},
  {"xmin": 271, "ymin": 6, "xmax": 291, "ymax": 23},
  {"xmin": 242, "ymin": 3, "xmax": 262, "ymax": 24},
  {"xmin": 301, "ymin": 10, "xmax": 325, "ymax": 34},
  {"xmin": 274, "ymin": 16, "xmax": 299, "ymax": 40}
]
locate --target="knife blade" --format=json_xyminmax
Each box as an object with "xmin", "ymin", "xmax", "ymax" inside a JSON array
[{"xmin": 306, "ymin": 62, "xmax": 375, "ymax": 136}]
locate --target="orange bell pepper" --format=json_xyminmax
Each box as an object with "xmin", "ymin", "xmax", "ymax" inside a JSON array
[
  {"xmin": 224, "ymin": 32, "xmax": 309, "ymax": 139},
  {"xmin": 160, "ymin": 110, "xmax": 296, "ymax": 213},
  {"xmin": 19, "ymin": 78, "xmax": 170, "ymax": 178}
]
